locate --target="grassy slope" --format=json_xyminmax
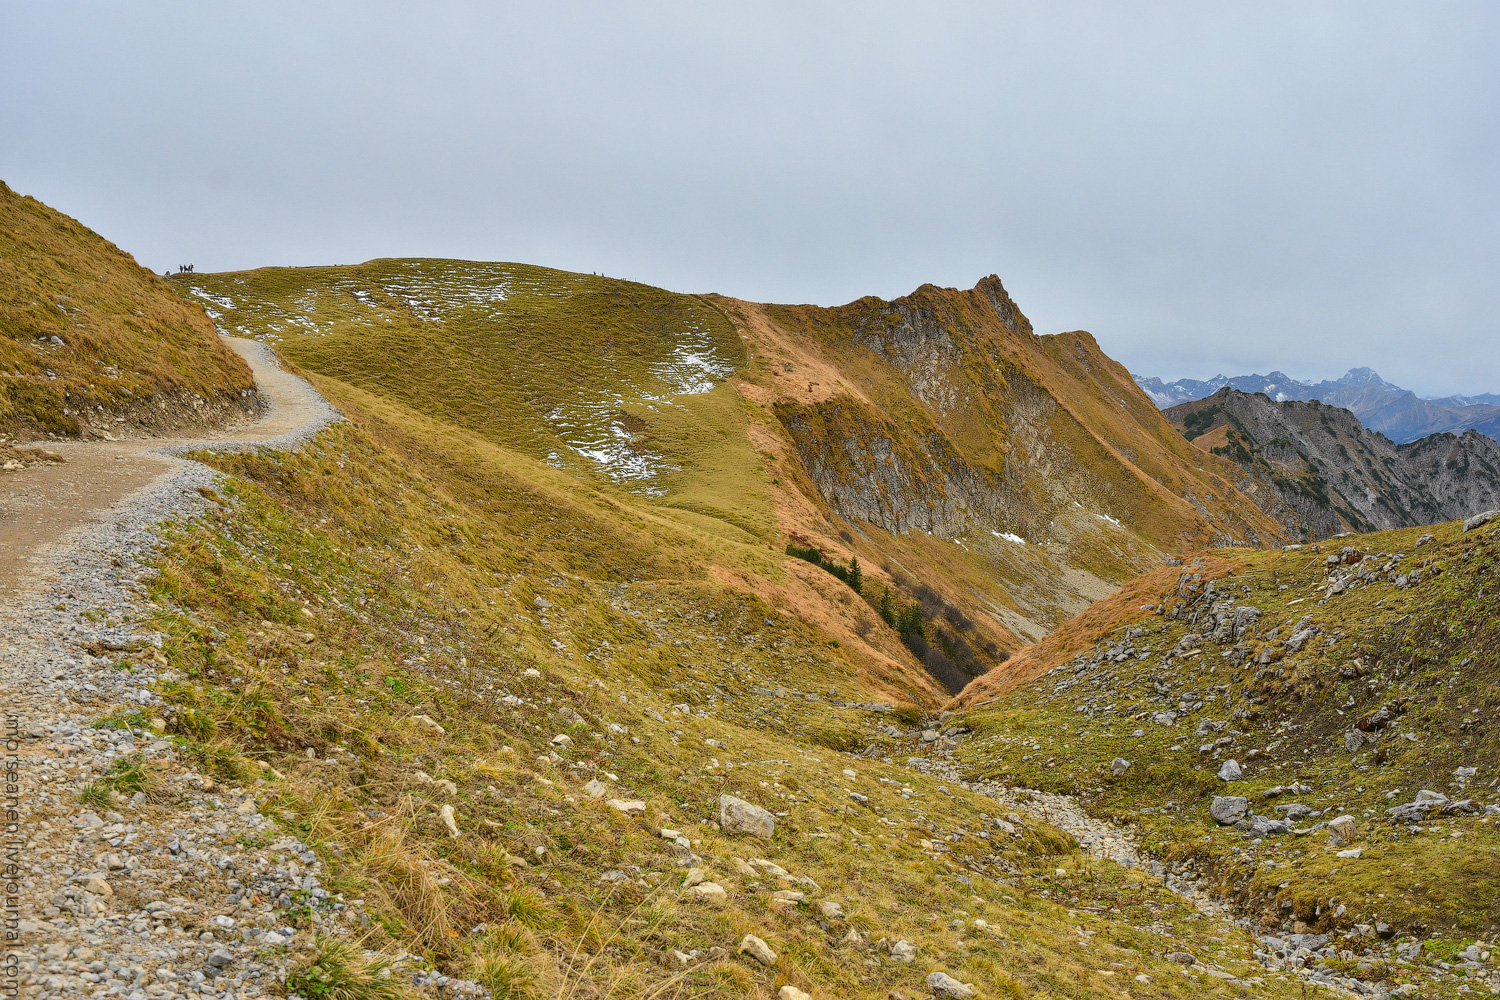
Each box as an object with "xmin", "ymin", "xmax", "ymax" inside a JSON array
[
  {"xmin": 177, "ymin": 261, "xmax": 771, "ymax": 540},
  {"xmin": 953, "ymin": 520, "xmax": 1500, "ymax": 965},
  {"xmin": 121, "ymin": 388, "xmax": 1319, "ymax": 1000},
  {"xmin": 0, "ymin": 181, "xmax": 254, "ymax": 437}
]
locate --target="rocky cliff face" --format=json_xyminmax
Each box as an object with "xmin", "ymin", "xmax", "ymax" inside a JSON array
[
  {"xmin": 724, "ymin": 278, "xmax": 1289, "ymax": 561},
  {"xmin": 1167, "ymin": 388, "xmax": 1500, "ymax": 539}
]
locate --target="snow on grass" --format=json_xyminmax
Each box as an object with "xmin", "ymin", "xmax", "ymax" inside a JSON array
[
  {"xmin": 1095, "ymin": 513, "xmax": 1122, "ymax": 527},
  {"xmin": 991, "ymin": 530, "xmax": 1027, "ymax": 545},
  {"xmin": 188, "ymin": 287, "xmax": 237, "ymax": 311}
]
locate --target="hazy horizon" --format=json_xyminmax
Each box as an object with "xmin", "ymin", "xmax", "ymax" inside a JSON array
[{"xmin": 4, "ymin": 2, "xmax": 1497, "ymax": 396}]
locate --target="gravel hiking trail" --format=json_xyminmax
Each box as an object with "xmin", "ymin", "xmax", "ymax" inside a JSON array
[
  {"xmin": 0, "ymin": 338, "xmax": 328, "ymax": 600},
  {"xmin": 0, "ymin": 339, "xmax": 483, "ymax": 1000}
]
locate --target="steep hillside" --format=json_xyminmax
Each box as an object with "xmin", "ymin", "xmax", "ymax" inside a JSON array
[
  {"xmin": 951, "ymin": 516, "xmax": 1500, "ymax": 974},
  {"xmin": 1167, "ymin": 388, "xmax": 1500, "ymax": 540},
  {"xmin": 0, "ymin": 180, "xmax": 256, "ymax": 438},
  {"xmin": 714, "ymin": 277, "xmax": 1287, "ymax": 646},
  {"xmin": 1138, "ymin": 367, "xmax": 1500, "ymax": 444},
  {"xmin": 180, "ymin": 267, "xmax": 1287, "ymax": 697},
  {"xmin": 115, "ymin": 372, "xmax": 1329, "ymax": 1000}
]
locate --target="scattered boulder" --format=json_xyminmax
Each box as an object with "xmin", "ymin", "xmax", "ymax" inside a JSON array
[
  {"xmin": 1217, "ymin": 759, "xmax": 1243, "ymax": 782},
  {"xmin": 920, "ymin": 729, "xmax": 940, "ymax": 743},
  {"xmin": 409, "ymin": 714, "xmax": 446, "ymax": 735},
  {"xmin": 682, "ymin": 868, "xmax": 706, "ymax": 888},
  {"xmin": 686, "ymin": 882, "xmax": 727, "ymax": 903},
  {"xmin": 1111, "ymin": 757, "xmax": 1132, "ymax": 777},
  {"xmin": 1463, "ymin": 510, "xmax": 1498, "ymax": 532},
  {"xmin": 778, "ymin": 987, "xmax": 812, "ymax": 1000},
  {"xmin": 1327, "ymin": 814, "xmax": 1356, "ymax": 840},
  {"xmin": 438, "ymin": 803, "xmax": 460, "ymax": 838},
  {"xmin": 720, "ymin": 795, "xmax": 775, "ymax": 839},
  {"xmin": 607, "ymin": 799, "xmax": 646, "ymax": 817},
  {"xmin": 1167, "ymin": 951, "xmax": 1196, "ymax": 966},
  {"xmin": 819, "ymin": 900, "xmax": 844, "ymax": 920},
  {"xmin": 925, "ymin": 971, "xmax": 976, "ymax": 998},
  {"xmin": 583, "ymin": 778, "xmax": 607, "ymax": 798},
  {"xmin": 890, "ymin": 939, "xmax": 917, "ymax": 963},
  {"xmin": 1209, "ymin": 795, "xmax": 1249, "ymax": 825},
  {"xmin": 738, "ymin": 934, "xmax": 777, "ymax": 966}
]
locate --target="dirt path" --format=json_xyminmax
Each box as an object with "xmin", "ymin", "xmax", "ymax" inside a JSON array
[
  {"xmin": 0, "ymin": 340, "xmax": 455, "ymax": 1000},
  {"xmin": 0, "ymin": 338, "xmax": 331, "ymax": 599}
]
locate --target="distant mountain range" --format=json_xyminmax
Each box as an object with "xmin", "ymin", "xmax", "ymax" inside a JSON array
[
  {"xmin": 1165, "ymin": 388, "xmax": 1500, "ymax": 540},
  {"xmin": 1134, "ymin": 367, "xmax": 1500, "ymax": 444}
]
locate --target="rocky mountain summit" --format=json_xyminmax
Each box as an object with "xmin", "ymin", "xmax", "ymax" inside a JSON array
[
  {"xmin": 1166, "ymin": 387, "xmax": 1500, "ymax": 540},
  {"xmin": 1137, "ymin": 367, "xmax": 1500, "ymax": 444}
]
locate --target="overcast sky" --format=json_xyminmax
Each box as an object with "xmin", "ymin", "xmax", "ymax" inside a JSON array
[{"xmin": 4, "ymin": 3, "xmax": 1497, "ymax": 395}]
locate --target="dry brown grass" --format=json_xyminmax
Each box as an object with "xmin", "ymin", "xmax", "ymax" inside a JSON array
[{"xmin": 0, "ymin": 180, "xmax": 255, "ymax": 437}]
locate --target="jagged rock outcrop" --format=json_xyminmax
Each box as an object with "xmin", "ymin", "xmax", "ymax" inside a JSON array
[
  {"xmin": 1167, "ymin": 388, "xmax": 1500, "ymax": 539},
  {"xmin": 739, "ymin": 277, "xmax": 1286, "ymax": 556}
]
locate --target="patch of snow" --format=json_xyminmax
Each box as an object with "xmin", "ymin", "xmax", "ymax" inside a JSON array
[
  {"xmin": 1095, "ymin": 513, "xmax": 1122, "ymax": 527},
  {"xmin": 189, "ymin": 287, "xmax": 237, "ymax": 311},
  {"xmin": 991, "ymin": 530, "xmax": 1027, "ymax": 545}
]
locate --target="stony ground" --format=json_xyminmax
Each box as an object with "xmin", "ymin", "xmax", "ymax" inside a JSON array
[
  {"xmin": 913, "ymin": 734, "xmax": 1497, "ymax": 998},
  {"xmin": 0, "ymin": 344, "xmax": 481, "ymax": 999}
]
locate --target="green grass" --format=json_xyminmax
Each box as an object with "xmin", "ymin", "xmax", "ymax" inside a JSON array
[
  {"xmin": 956, "ymin": 520, "xmax": 1500, "ymax": 947},
  {"xmin": 133, "ymin": 401, "xmax": 1321, "ymax": 998},
  {"xmin": 175, "ymin": 260, "xmax": 774, "ymax": 540}
]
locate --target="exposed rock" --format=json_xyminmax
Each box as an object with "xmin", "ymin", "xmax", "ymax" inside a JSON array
[
  {"xmin": 1209, "ymin": 795, "xmax": 1248, "ymax": 824},
  {"xmin": 1167, "ymin": 389, "xmax": 1500, "ymax": 538},
  {"xmin": 890, "ymin": 939, "xmax": 918, "ymax": 963},
  {"xmin": 1111, "ymin": 757, "xmax": 1132, "ymax": 776},
  {"xmin": 439, "ymin": 803, "xmax": 460, "ymax": 837},
  {"xmin": 925, "ymin": 971, "xmax": 976, "ymax": 998},
  {"xmin": 819, "ymin": 900, "xmax": 845, "ymax": 920},
  {"xmin": 607, "ymin": 798, "xmax": 646, "ymax": 817},
  {"xmin": 583, "ymin": 778, "xmax": 607, "ymax": 798},
  {"xmin": 738, "ymin": 934, "xmax": 777, "ymax": 966},
  {"xmin": 1327, "ymin": 814, "xmax": 1357, "ymax": 840},
  {"xmin": 1217, "ymin": 759, "xmax": 1243, "ymax": 781},
  {"xmin": 682, "ymin": 867, "xmax": 706, "ymax": 888},
  {"xmin": 779, "ymin": 987, "xmax": 812, "ymax": 1000},
  {"xmin": 686, "ymin": 882, "xmax": 727, "ymax": 903},
  {"xmin": 1464, "ymin": 510, "xmax": 1499, "ymax": 532},
  {"xmin": 410, "ymin": 713, "xmax": 446, "ymax": 734},
  {"xmin": 720, "ymin": 794, "xmax": 775, "ymax": 839}
]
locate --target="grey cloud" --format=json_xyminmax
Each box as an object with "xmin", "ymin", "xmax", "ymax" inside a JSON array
[{"xmin": 2, "ymin": 2, "xmax": 1496, "ymax": 394}]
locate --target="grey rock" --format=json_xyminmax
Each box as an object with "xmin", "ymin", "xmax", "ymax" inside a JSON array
[
  {"xmin": 719, "ymin": 795, "xmax": 775, "ymax": 839},
  {"xmin": 738, "ymin": 934, "xmax": 777, "ymax": 966},
  {"xmin": 890, "ymin": 939, "xmax": 917, "ymax": 963},
  {"xmin": 1217, "ymin": 759, "xmax": 1243, "ymax": 781},
  {"xmin": 1464, "ymin": 510, "xmax": 1499, "ymax": 532},
  {"xmin": 925, "ymin": 971, "xmax": 976, "ymax": 998},
  {"xmin": 1110, "ymin": 757, "xmax": 1132, "ymax": 777},
  {"xmin": 1209, "ymin": 796, "xmax": 1248, "ymax": 824}
]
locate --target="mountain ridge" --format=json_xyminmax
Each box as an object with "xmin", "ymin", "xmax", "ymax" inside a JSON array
[
  {"xmin": 1135, "ymin": 367, "xmax": 1500, "ymax": 444},
  {"xmin": 1164, "ymin": 387, "xmax": 1500, "ymax": 540}
]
